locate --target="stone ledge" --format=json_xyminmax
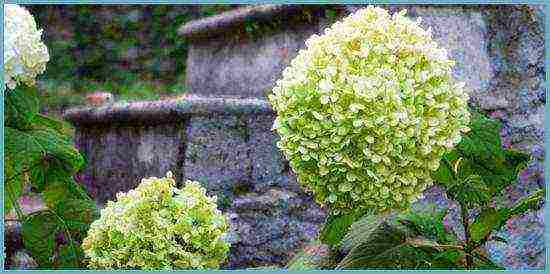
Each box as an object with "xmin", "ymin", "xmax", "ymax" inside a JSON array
[
  {"xmin": 177, "ymin": 4, "xmax": 311, "ymax": 39},
  {"xmin": 64, "ymin": 96, "xmax": 274, "ymax": 125}
]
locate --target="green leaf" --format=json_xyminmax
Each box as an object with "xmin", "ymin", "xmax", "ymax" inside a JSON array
[
  {"xmin": 339, "ymin": 227, "xmax": 461, "ymax": 269},
  {"xmin": 469, "ymin": 189, "xmax": 543, "ymax": 246},
  {"xmin": 29, "ymin": 159, "xmax": 49, "ymax": 192},
  {"xmin": 5, "ymin": 127, "xmax": 44, "ymax": 180},
  {"xmin": 320, "ymin": 212, "xmax": 364, "ymax": 247},
  {"xmin": 55, "ymin": 198, "xmax": 98, "ymax": 234},
  {"xmin": 4, "ymin": 156, "xmax": 24, "ymax": 214},
  {"xmin": 397, "ymin": 207, "xmax": 457, "ymax": 245},
  {"xmin": 508, "ymin": 189, "xmax": 544, "ymax": 216},
  {"xmin": 5, "ymin": 127, "xmax": 84, "ymax": 177},
  {"xmin": 337, "ymin": 212, "xmax": 466, "ymax": 270},
  {"xmin": 455, "ymin": 111, "xmax": 502, "ymax": 161},
  {"xmin": 470, "ymin": 189, "xmax": 544, "ymax": 246},
  {"xmin": 341, "ymin": 208, "xmax": 458, "ymax": 255},
  {"xmin": 30, "ymin": 157, "xmax": 81, "ymax": 193},
  {"xmin": 55, "ymin": 244, "xmax": 83, "ymax": 269},
  {"xmin": 4, "ymin": 85, "xmax": 40, "ymax": 129},
  {"xmin": 433, "ymin": 111, "xmax": 530, "ymax": 208},
  {"xmin": 42, "ymin": 178, "xmax": 91, "ymax": 209},
  {"xmin": 340, "ymin": 212, "xmax": 386, "ymax": 252},
  {"xmin": 333, "ymin": 210, "xmax": 504, "ymax": 269},
  {"xmin": 32, "ymin": 113, "xmax": 73, "ymax": 136},
  {"xmin": 21, "ymin": 211, "xmax": 62, "ymax": 267},
  {"xmin": 469, "ymin": 207, "xmax": 509, "ymax": 243},
  {"xmin": 446, "ymin": 174, "xmax": 491, "ymax": 208},
  {"xmin": 431, "ymin": 154, "xmax": 457, "ymax": 186}
]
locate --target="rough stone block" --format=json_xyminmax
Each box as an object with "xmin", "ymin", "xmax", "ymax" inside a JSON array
[
  {"xmin": 183, "ymin": 115, "xmax": 251, "ymax": 203},
  {"xmin": 74, "ymin": 123, "xmax": 184, "ymax": 204},
  {"xmin": 183, "ymin": 7, "xmax": 327, "ymax": 99},
  {"xmin": 247, "ymin": 114, "xmax": 301, "ymax": 193},
  {"xmin": 226, "ymin": 188, "xmax": 326, "ymax": 268}
]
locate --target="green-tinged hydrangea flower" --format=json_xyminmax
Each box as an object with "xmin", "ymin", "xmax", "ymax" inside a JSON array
[
  {"xmin": 268, "ymin": 6, "xmax": 470, "ymax": 215},
  {"xmin": 4, "ymin": 4, "xmax": 49, "ymax": 90},
  {"xmin": 82, "ymin": 172, "xmax": 230, "ymax": 270}
]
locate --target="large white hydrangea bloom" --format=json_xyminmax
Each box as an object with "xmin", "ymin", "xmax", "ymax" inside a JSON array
[
  {"xmin": 268, "ymin": 6, "xmax": 471, "ymax": 215},
  {"xmin": 4, "ymin": 4, "xmax": 49, "ymax": 90}
]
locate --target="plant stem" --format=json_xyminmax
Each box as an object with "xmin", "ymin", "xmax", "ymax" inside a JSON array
[
  {"xmin": 49, "ymin": 209, "xmax": 80, "ymax": 267},
  {"xmin": 460, "ymin": 203, "xmax": 473, "ymax": 269}
]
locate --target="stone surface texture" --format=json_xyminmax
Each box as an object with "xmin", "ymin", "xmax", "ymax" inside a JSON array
[
  {"xmin": 183, "ymin": 6, "xmax": 334, "ymax": 99},
  {"xmin": 74, "ymin": 123, "xmax": 185, "ymax": 204},
  {"xmin": 65, "ymin": 4, "xmax": 544, "ymax": 269}
]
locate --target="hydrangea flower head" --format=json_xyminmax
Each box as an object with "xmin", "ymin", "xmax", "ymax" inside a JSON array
[
  {"xmin": 268, "ymin": 6, "xmax": 470, "ymax": 215},
  {"xmin": 4, "ymin": 4, "xmax": 49, "ymax": 89},
  {"xmin": 82, "ymin": 172, "xmax": 230, "ymax": 270}
]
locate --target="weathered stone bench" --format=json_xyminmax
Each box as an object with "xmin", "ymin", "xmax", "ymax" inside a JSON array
[{"xmin": 64, "ymin": 4, "xmax": 544, "ymax": 269}]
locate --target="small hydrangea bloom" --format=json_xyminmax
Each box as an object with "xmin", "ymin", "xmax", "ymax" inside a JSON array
[
  {"xmin": 268, "ymin": 6, "xmax": 470, "ymax": 215},
  {"xmin": 82, "ymin": 172, "xmax": 230, "ymax": 270},
  {"xmin": 4, "ymin": 4, "xmax": 49, "ymax": 89}
]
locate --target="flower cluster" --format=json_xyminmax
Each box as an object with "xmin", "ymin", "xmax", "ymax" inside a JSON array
[
  {"xmin": 4, "ymin": 4, "xmax": 49, "ymax": 90},
  {"xmin": 82, "ymin": 172, "xmax": 230, "ymax": 270},
  {"xmin": 268, "ymin": 6, "xmax": 470, "ymax": 215}
]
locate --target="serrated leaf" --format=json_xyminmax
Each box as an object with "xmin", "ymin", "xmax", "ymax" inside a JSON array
[
  {"xmin": 5, "ymin": 127, "xmax": 44, "ymax": 179},
  {"xmin": 397, "ymin": 208, "xmax": 457, "ymax": 245},
  {"xmin": 41, "ymin": 180, "xmax": 73, "ymax": 208},
  {"xmin": 31, "ymin": 157, "xmax": 75, "ymax": 193},
  {"xmin": 433, "ymin": 111, "xmax": 530, "ymax": 208},
  {"xmin": 32, "ymin": 113, "xmax": 73, "ymax": 135},
  {"xmin": 21, "ymin": 211, "xmax": 62, "ymax": 267},
  {"xmin": 446, "ymin": 174, "xmax": 491, "ymax": 208},
  {"xmin": 338, "ymin": 223, "xmax": 463, "ymax": 269},
  {"xmin": 55, "ymin": 198, "xmax": 98, "ymax": 234},
  {"xmin": 5, "ymin": 127, "xmax": 84, "ymax": 177},
  {"xmin": 321, "ymin": 212, "xmax": 362, "ymax": 247},
  {"xmin": 30, "ymin": 160, "xmax": 49, "ymax": 192},
  {"xmin": 431, "ymin": 156, "xmax": 456, "ymax": 186},
  {"xmin": 469, "ymin": 189, "xmax": 543, "ymax": 246},
  {"xmin": 508, "ymin": 189, "xmax": 544, "ymax": 216},
  {"xmin": 5, "ymin": 85, "xmax": 39, "ymax": 129},
  {"xmin": 469, "ymin": 207, "xmax": 509, "ymax": 243},
  {"xmin": 341, "ymin": 213, "xmax": 386, "ymax": 252},
  {"xmin": 336, "ymin": 211, "xmax": 479, "ymax": 269}
]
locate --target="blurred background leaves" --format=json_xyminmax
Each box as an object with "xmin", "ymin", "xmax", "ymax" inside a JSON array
[{"xmin": 25, "ymin": 5, "xmax": 241, "ymax": 116}]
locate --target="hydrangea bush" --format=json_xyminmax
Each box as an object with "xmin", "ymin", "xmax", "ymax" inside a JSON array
[
  {"xmin": 4, "ymin": 4, "xmax": 49, "ymax": 90},
  {"xmin": 268, "ymin": 6, "xmax": 471, "ymax": 215},
  {"xmin": 81, "ymin": 172, "xmax": 230, "ymax": 270}
]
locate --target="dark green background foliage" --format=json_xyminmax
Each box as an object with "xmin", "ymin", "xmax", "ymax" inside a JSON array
[{"xmin": 25, "ymin": 5, "xmax": 240, "ymax": 114}]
